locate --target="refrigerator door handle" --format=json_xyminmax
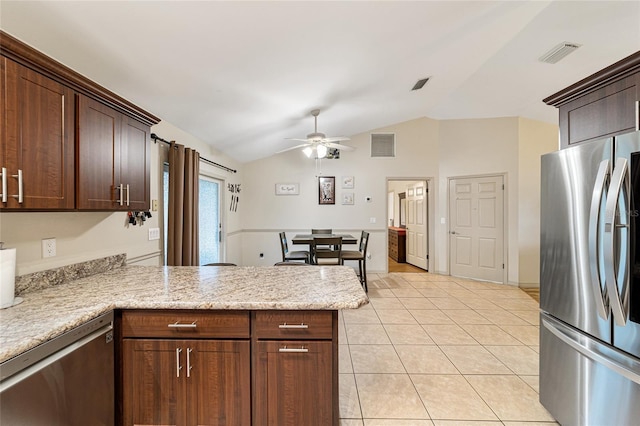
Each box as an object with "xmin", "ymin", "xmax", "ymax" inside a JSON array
[
  {"xmin": 603, "ymin": 157, "xmax": 631, "ymax": 326},
  {"xmin": 589, "ymin": 159, "xmax": 611, "ymax": 319},
  {"xmin": 542, "ymin": 316, "xmax": 640, "ymax": 386}
]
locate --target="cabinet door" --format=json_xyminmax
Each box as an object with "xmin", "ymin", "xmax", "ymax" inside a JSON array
[
  {"xmin": 254, "ymin": 340, "xmax": 334, "ymax": 426},
  {"xmin": 77, "ymin": 95, "xmax": 121, "ymax": 210},
  {"xmin": 122, "ymin": 339, "xmax": 186, "ymax": 426},
  {"xmin": 119, "ymin": 116, "xmax": 150, "ymax": 211},
  {"xmin": 1, "ymin": 57, "xmax": 75, "ymax": 209},
  {"xmin": 188, "ymin": 340, "xmax": 251, "ymax": 426},
  {"xmin": 123, "ymin": 339, "xmax": 251, "ymax": 426},
  {"xmin": 559, "ymin": 72, "xmax": 640, "ymax": 148}
]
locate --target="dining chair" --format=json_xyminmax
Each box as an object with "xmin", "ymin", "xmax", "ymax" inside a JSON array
[
  {"xmin": 311, "ymin": 228, "xmax": 332, "ymax": 235},
  {"xmin": 311, "ymin": 236, "xmax": 342, "ymax": 265},
  {"xmin": 204, "ymin": 262, "xmax": 237, "ymax": 266},
  {"xmin": 279, "ymin": 232, "xmax": 310, "ymax": 263},
  {"xmin": 311, "ymin": 228, "xmax": 334, "ymax": 254},
  {"xmin": 340, "ymin": 231, "xmax": 369, "ymax": 292},
  {"xmin": 274, "ymin": 261, "xmax": 312, "ymax": 266}
]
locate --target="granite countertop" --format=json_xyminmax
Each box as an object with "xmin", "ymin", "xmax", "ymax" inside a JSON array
[{"xmin": 0, "ymin": 265, "xmax": 368, "ymax": 363}]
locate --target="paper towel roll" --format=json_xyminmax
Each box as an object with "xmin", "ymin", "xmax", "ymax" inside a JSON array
[{"xmin": 0, "ymin": 248, "xmax": 16, "ymax": 309}]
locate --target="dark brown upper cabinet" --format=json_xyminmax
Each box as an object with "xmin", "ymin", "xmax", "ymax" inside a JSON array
[
  {"xmin": 1, "ymin": 57, "xmax": 75, "ymax": 210},
  {"xmin": 544, "ymin": 51, "xmax": 640, "ymax": 148},
  {"xmin": 77, "ymin": 96, "xmax": 150, "ymax": 210},
  {"xmin": 0, "ymin": 30, "xmax": 159, "ymax": 211}
]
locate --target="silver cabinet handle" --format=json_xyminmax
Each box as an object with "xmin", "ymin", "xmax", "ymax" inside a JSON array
[
  {"xmin": 0, "ymin": 167, "xmax": 6, "ymax": 203},
  {"xmin": 125, "ymin": 183, "xmax": 130, "ymax": 206},
  {"xmin": 635, "ymin": 100, "xmax": 639, "ymax": 132},
  {"xmin": 167, "ymin": 321, "xmax": 197, "ymax": 329},
  {"xmin": 278, "ymin": 346, "xmax": 308, "ymax": 353},
  {"xmin": 278, "ymin": 323, "xmax": 308, "ymax": 329},
  {"xmin": 117, "ymin": 184, "xmax": 124, "ymax": 206},
  {"xmin": 603, "ymin": 157, "xmax": 630, "ymax": 326},
  {"xmin": 186, "ymin": 348, "xmax": 192, "ymax": 378},
  {"xmin": 176, "ymin": 348, "xmax": 182, "ymax": 378},
  {"xmin": 11, "ymin": 170, "xmax": 22, "ymax": 203},
  {"xmin": 588, "ymin": 159, "xmax": 610, "ymax": 320}
]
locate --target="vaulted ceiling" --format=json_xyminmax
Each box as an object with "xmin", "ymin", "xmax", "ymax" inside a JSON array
[{"xmin": 2, "ymin": 1, "xmax": 639, "ymax": 162}]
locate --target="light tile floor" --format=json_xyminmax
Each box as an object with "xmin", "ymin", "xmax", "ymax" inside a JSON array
[{"xmin": 339, "ymin": 272, "xmax": 559, "ymax": 426}]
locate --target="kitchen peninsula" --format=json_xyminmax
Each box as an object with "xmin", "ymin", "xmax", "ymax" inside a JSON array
[{"xmin": 0, "ymin": 263, "xmax": 368, "ymax": 425}]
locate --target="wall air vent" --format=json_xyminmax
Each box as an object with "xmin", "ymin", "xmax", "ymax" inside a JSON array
[
  {"xmin": 371, "ymin": 133, "xmax": 395, "ymax": 158},
  {"xmin": 539, "ymin": 42, "xmax": 582, "ymax": 64}
]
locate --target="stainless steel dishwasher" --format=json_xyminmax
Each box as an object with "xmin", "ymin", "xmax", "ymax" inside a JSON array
[{"xmin": 0, "ymin": 311, "xmax": 114, "ymax": 425}]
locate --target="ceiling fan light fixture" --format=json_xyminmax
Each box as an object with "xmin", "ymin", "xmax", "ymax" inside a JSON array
[
  {"xmin": 303, "ymin": 147, "xmax": 313, "ymax": 157},
  {"xmin": 316, "ymin": 144, "xmax": 328, "ymax": 159},
  {"xmin": 316, "ymin": 145, "xmax": 327, "ymax": 158}
]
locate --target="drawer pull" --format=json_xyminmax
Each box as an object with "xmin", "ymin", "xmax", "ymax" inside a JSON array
[
  {"xmin": 279, "ymin": 346, "xmax": 309, "ymax": 353},
  {"xmin": 176, "ymin": 348, "xmax": 182, "ymax": 378},
  {"xmin": 278, "ymin": 323, "xmax": 308, "ymax": 329},
  {"xmin": 168, "ymin": 321, "xmax": 198, "ymax": 329}
]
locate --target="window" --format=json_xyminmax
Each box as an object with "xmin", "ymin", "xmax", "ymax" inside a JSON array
[
  {"xmin": 163, "ymin": 166, "xmax": 223, "ymax": 265},
  {"xmin": 198, "ymin": 175, "xmax": 221, "ymax": 265}
]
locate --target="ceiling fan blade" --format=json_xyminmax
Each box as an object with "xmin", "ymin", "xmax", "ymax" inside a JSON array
[
  {"xmin": 322, "ymin": 136, "xmax": 350, "ymax": 143},
  {"xmin": 276, "ymin": 143, "xmax": 311, "ymax": 154},
  {"xmin": 284, "ymin": 138, "xmax": 312, "ymax": 142},
  {"xmin": 325, "ymin": 142, "xmax": 355, "ymax": 151}
]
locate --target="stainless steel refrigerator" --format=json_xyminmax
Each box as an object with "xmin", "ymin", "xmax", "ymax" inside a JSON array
[{"xmin": 540, "ymin": 131, "xmax": 640, "ymax": 425}]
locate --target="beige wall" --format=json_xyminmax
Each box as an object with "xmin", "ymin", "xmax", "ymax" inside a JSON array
[
  {"xmin": 1, "ymin": 115, "xmax": 558, "ymax": 287},
  {"xmin": 0, "ymin": 120, "xmax": 242, "ymax": 275},
  {"xmin": 517, "ymin": 118, "xmax": 559, "ymax": 286}
]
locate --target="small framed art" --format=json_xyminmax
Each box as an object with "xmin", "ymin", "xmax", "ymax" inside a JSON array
[
  {"xmin": 318, "ymin": 176, "xmax": 336, "ymax": 204},
  {"xmin": 342, "ymin": 192, "xmax": 354, "ymax": 205},
  {"xmin": 342, "ymin": 176, "xmax": 355, "ymax": 189},
  {"xmin": 275, "ymin": 183, "xmax": 299, "ymax": 195}
]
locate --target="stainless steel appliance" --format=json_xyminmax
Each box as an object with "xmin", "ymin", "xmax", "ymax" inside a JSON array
[
  {"xmin": 540, "ymin": 132, "xmax": 640, "ymax": 425},
  {"xmin": 0, "ymin": 311, "xmax": 114, "ymax": 425}
]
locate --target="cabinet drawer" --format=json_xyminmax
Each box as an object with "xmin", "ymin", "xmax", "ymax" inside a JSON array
[
  {"xmin": 121, "ymin": 310, "xmax": 250, "ymax": 338},
  {"xmin": 254, "ymin": 311, "xmax": 334, "ymax": 340}
]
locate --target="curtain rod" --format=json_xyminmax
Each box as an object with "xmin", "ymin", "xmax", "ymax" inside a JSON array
[{"xmin": 151, "ymin": 133, "xmax": 237, "ymax": 174}]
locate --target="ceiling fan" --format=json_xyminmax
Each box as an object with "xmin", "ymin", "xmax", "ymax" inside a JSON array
[{"xmin": 278, "ymin": 109, "xmax": 354, "ymax": 158}]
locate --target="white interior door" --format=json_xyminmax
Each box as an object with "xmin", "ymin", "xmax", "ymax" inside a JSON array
[
  {"xmin": 449, "ymin": 175, "xmax": 504, "ymax": 282},
  {"xmin": 406, "ymin": 182, "xmax": 428, "ymax": 270}
]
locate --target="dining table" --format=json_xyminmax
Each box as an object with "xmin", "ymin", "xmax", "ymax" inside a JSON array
[{"xmin": 291, "ymin": 233, "xmax": 358, "ymax": 245}]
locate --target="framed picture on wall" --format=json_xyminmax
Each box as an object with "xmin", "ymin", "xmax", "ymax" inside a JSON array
[
  {"xmin": 318, "ymin": 176, "xmax": 336, "ymax": 204},
  {"xmin": 342, "ymin": 192, "xmax": 354, "ymax": 205},
  {"xmin": 275, "ymin": 183, "xmax": 299, "ymax": 195},
  {"xmin": 342, "ymin": 176, "xmax": 355, "ymax": 189}
]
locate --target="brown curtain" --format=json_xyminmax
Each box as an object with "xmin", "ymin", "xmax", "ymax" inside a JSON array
[{"xmin": 167, "ymin": 141, "xmax": 200, "ymax": 266}]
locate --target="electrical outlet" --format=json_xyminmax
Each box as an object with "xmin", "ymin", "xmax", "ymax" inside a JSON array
[
  {"xmin": 148, "ymin": 228, "xmax": 160, "ymax": 241},
  {"xmin": 42, "ymin": 238, "xmax": 56, "ymax": 258}
]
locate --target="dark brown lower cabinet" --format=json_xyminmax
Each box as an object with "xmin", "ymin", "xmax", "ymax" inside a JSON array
[
  {"xmin": 253, "ymin": 340, "xmax": 333, "ymax": 426},
  {"xmin": 122, "ymin": 339, "xmax": 250, "ymax": 426},
  {"xmin": 119, "ymin": 309, "xmax": 338, "ymax": 426}
]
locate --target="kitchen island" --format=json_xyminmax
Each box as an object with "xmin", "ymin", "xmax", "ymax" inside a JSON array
[{"xmin": 0, "ymin": 264, "xmax": 368, "ymax": 425}]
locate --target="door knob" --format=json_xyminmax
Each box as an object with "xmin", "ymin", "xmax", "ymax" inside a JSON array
[{"xmin": 450, "ymin": 231, "xmax": 456, "ymax": 235}]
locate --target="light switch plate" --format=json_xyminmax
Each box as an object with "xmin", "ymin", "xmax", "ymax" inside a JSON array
[{"xmin": 148, "ymin": 228, "xmax": 160, "ymax": 241}]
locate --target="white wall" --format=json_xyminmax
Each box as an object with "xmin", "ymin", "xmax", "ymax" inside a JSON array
[
  {"xmin": 0, "ymin": 120, "xmax": 243, "ymax": 275},
  {"xmin": 517, "ymin": 117, "xmax": 559, "ymax": 286},
  {"xmin": 1, "ymin": 114, "xmax": 558, "ymax": 287},
  {"xmin": 240, "ymin": 117, "xmax": 440, "ymax": 271}
]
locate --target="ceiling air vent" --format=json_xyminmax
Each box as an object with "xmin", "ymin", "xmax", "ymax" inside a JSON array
[
  {"xmin": 411, "ymin": 77, "xmax": 430, "ymax": 91},
  {"xmin": 371, "ymin": 133, "xmax": 395, "ymax": 158},
  {"xmin": 539, "ymin": 42, "xmax": 581, "ymax": 64}
]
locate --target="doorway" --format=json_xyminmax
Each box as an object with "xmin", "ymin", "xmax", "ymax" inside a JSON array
[
  {"xmin": 448, "ymin": 174, "xmax": 505, "ymax": 283},
  {"xmin": 387, "ymin": 179, "xmax": 431, "ymax": 272}
]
